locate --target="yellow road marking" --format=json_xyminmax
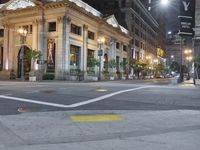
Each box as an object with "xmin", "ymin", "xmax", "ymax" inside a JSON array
[{"xmin": 70, "ymin": 115, "xmax": 124, "ymax": 122}]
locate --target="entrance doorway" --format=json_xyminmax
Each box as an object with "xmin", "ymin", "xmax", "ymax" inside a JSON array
[{"xmin": 17, "ymin": 46, "xmax": 31, "ymax": 79}]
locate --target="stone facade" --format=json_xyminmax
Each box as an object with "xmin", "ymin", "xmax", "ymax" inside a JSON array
[{"xmin": 0, "ymin": 0, "xmax": 130, "ymax": 80}]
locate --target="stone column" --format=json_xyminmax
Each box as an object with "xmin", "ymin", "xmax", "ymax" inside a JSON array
[
  {"xmin": 82, "ymin": 24, "xmax": 88, "ymax": 79},
  {"xmin": 110, "ymin": 38, "xmax": 116, "ymax": 59},
  {"xmin": 32, "ymin": 19, "xmax": 38, "ymax": 50},
  {"xmin": 8, "ymin": 24, "xmax": 15, "ymax": 70},
  {"xmin": 55, "ymin": 15, "xmax": 71, "ymax": 80},
  {"xmin": 64, "ymin": 16, "xmax": 71, "ymax": 74},
  {"xmin": 38, "ymin": 19, "xmax": 47, "ymax": 72},
  {"xmin": 38, "ymin": 19, "xmax": 43, "ymax": 58},
  {"xmin": 3, "ymin": 24, "xmax": 9, "ymax": 70}
]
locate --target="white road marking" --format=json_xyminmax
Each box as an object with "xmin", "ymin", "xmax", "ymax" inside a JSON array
[
  {"xmin": 26, "ymin": 90, "xmax": 39, "ymax": 94},
  {"xmin": 0, "ymin": 86, "xmax": 152, "ymax": 108}
]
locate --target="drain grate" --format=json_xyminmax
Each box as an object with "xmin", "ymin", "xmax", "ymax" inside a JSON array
[{"xmin": 40, "ymin": 90, "xmax": 56, "ymax": 94}]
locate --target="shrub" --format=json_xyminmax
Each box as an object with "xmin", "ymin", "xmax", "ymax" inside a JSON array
[
  {"xmin": 42, "ymin": 73, "xmax": 55, "ymax": 80},
  {"xmin": 9, "ymin": 69, "xmax": 16, "ymax": 80}
]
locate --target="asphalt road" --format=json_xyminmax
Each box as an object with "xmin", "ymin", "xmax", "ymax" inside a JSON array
[
  {"xmin": 0, "ymin": 79, "xmax": 199, "ymax": 115},
  {"xmin": 0, "ymin": 79, "xmax": 200, "ymax": 150}
]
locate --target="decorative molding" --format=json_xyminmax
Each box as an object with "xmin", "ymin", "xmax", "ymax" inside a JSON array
[
  {"xmin": 2, "ymin": 22, "xmax": 14, "ymax": 29},
  {"xmin": 83, "ymin": 24, "xmax": 88, "ymax": 30},
  {"xmin": 65, "ymin": 16, "xmax": 71, "ymax": 23},
  {"xmin": 32, "ymin": 19, "xmax": 40, "ymax": 25},
  {"xmin": 57, "ymin": 16, "xmax": 63, "ymax": 23}
]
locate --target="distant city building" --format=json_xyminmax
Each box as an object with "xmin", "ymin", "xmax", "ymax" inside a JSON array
[
  {"xmin": 194, "ymin": 0, "xmax": 200, "ymax": 56},
  {"xmin": 166, "ymin": 31, "xmax": 182, "ymax": 67},
  {"xmin": 83, "ymin": 0, "xmax": 161, "ymax": 63},
  {"xmin": 166, "ymin": 31, "xmax": 193, "ymax": 69},
  {"xmin": 0, "ymin": 0, "xmax": 130, "ymax": 80}
]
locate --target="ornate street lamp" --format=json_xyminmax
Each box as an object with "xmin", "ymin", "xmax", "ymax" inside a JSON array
[
  {"xmin": 97, "ymin": 37, "xmax": 105, "ymax": 80},
  {"xmin": 18, "ymin": 28, "xmax": 27, "ymax": 80},
  {"xmin": 184, "ymin": 49, "xmax": 193, "ymax": 79},
  {"xmin": 160, "ymin": 0, "xmax": 169, "ymax": 6}
]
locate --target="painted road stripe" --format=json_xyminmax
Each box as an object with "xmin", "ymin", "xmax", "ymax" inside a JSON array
[
  {"xmin": 0, "ymin": 86, "xmax": 152, "ymax": 108},
  {"xmin": 70, "ymin": 115, "xmax": 124, "ymax": 122}
]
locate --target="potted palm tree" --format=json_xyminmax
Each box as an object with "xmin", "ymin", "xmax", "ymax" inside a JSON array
[
  {"xmin": 120, "ymin": 60, "xmax": 129, "ymax": 80},
  {"xmin": 108, "ymin": 59, "xmax": 116, "ymax": 80},
  {"xmin": 25, "ymin": 48, "xmax": 42, "ymax": 81},
  {"xmin": 87, "ymin": 57, "xmax": 98, "ymax": 81}
]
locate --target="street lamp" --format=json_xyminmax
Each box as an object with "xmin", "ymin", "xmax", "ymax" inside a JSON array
[
  {"xmin": 97, "ymin": 37, "xmax": 105, "ymax": 80},
  {"xmin": 160, "ymin": 0, "xmax": 169, "ymax": 6},
  {"xmin": 184, "ymin": 49, "xmax": 193, "ymax": 79},
  {"xmin": 18, "ymin": 27, "xmax": 27, "ymax": 80},
  {"xmin": 146, "ymin": 56, "xmax": 151, "ymax": 60}
]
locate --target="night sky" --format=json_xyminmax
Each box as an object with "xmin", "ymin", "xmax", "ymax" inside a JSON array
[
  {"xmin": 0, "ymin": 0, "xmax": 180, "ymax": 33},
  {"xmin": 165, "ymin": 0, "xmax": 180, "ymax": 32}
]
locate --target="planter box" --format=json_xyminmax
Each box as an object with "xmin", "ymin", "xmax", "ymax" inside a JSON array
[
  {"xmin": 110, "ymin": 76, "xmax": 115, "ymax": 80},
  {"xmin": 92, "ymin": 76, "xmax": 98, "ymax": 81},
  {"xmin": 171, "ymin": 78, "xmax": 178, "ymax": 84},
  {"xmin": 195, "ymin": 79, "xmax": 200, "ymax": 85},
  {"xmin": 121, "ymin": 76, "xmax": 126, "ymax": 80},
  {"xmin": 29, "ymin": 76, "xmax": 36, "ymax": 82},
  {"xmin": 86, "ymin": 76, "xmax": 98, "ymax": 81},
  {"xmin": 70, "ymin": 76, "xmax": 77, "ymax": 81}
]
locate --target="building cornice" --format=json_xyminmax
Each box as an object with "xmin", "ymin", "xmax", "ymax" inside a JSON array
[{"xmin": 0, "ymin": 0, "xmax": 130, "ymax": 39}]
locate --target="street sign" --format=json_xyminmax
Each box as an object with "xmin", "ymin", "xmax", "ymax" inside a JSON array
[
  {"xmin": 98, "ymin": 49, "xmax": 103, "ymax": 56},
  {"xmin": 179, "ymin": 0, "xmax": 195, "ymax": 37}
]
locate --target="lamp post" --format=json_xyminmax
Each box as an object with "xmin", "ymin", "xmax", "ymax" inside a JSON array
[
  {"xmin": 184, "ymin": 49, "xmax": 192, "ymax": 79},
  {"xmin": 18, "ymin": 28, "xmax": 27, "ymax": 80},
  {"xmin": 146, "ymin": 56, "xmax": 151, "ymax": 76},
  {"xmin": 97, "ymin": 37, "xmax": 105, "ymax": 81}
]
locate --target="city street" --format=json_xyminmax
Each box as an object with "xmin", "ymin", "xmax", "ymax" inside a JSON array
[{"xmin": 0, "ymin": 79, "xmax": 200, "ymax": 150}]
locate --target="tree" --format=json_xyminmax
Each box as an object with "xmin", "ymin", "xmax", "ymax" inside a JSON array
[
  {"xmin": 170, "ymin": 61, "xmax": 180, "ymax": 72},
  {"xmin": 108, "ymin": 59, "xmax": 116, "ymax": 77},
  {"xmin": 25, "ymin": 49, "xmax": 42, "ymax": 62},
  {"xmin": 87, "ymin": 58, "xmax": 98, "ymax": 68},
  {"xmin": 25, "ymin": 48, "xmax": 42, "ymax": 71},
  {"xmin": 120, "ymin": 60, "xmax": 129, "ymax": 78},
  {"xmin": 87, "ymin": 58, "xmax": 98, "ymax": 75},
  {"xmin": 194, "ymin": 56, "xmax": 200, "ymax": 79},
  {"xmin": 129, "ymin": 58, "xmax": 147, "ymax": 79}
]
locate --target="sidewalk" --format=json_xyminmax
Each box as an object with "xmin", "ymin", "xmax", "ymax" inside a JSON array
[
  {"xmin": 0, "ymin": 110, "xmax": 200, "ymax": 150},
  {"xmin": 183, "ymin": 79, "xmax": 194, "ymax": 85}
]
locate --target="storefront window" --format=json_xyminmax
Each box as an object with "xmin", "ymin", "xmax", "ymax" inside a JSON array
[{"xmin": 70, "ymin": 45, "xmax": 80, "ymax": 67}]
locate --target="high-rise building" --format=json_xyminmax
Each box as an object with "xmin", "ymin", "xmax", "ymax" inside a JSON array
[
  {"xmin": 194, "ymin": 0, "xmax": 200, "ymax": 56},
  {"xmin": 83, "ymin": 0, "xmax": 161, "ymax": 63},
  {"xmin": 0, "ymin": 0, "xmax": 9, "ymax": 4}
]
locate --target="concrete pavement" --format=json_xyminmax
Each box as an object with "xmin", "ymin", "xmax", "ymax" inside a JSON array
[{"xmin": 0, "ymin": 110, "xmax": 200, "ymax": 150}]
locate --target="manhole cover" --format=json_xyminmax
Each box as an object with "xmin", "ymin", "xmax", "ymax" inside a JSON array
[
  {"xmin": 17, "ymin": 107, "xmax": 39, "ymax": 113},
  {"xmin": 40, "ymin": 90, "xmax": 56, "ymax": 94},
  {"xmin": 96, "ymin": 87, "xmax": 108, "ymax": 92}
]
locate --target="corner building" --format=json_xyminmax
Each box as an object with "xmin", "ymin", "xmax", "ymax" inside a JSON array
[{"xmin": 0, "ymin": 0, "xmax": 130, "ymax": 80}]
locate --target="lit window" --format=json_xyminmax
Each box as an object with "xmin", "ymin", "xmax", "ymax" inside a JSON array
[
  {"xmin": 88, "ymin": 31, "xmax": 95, "ymax": 40},
  {"xmin": 48, "ymin": 22, "xmax": 56, "ymax": 32},
  {"xmin": 70, "ymin": 45, "xmax": 80, "ymax": 67},
  {"xmin": 71, "ymin": 24, "xmax": 81, "ymax": 35}
]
